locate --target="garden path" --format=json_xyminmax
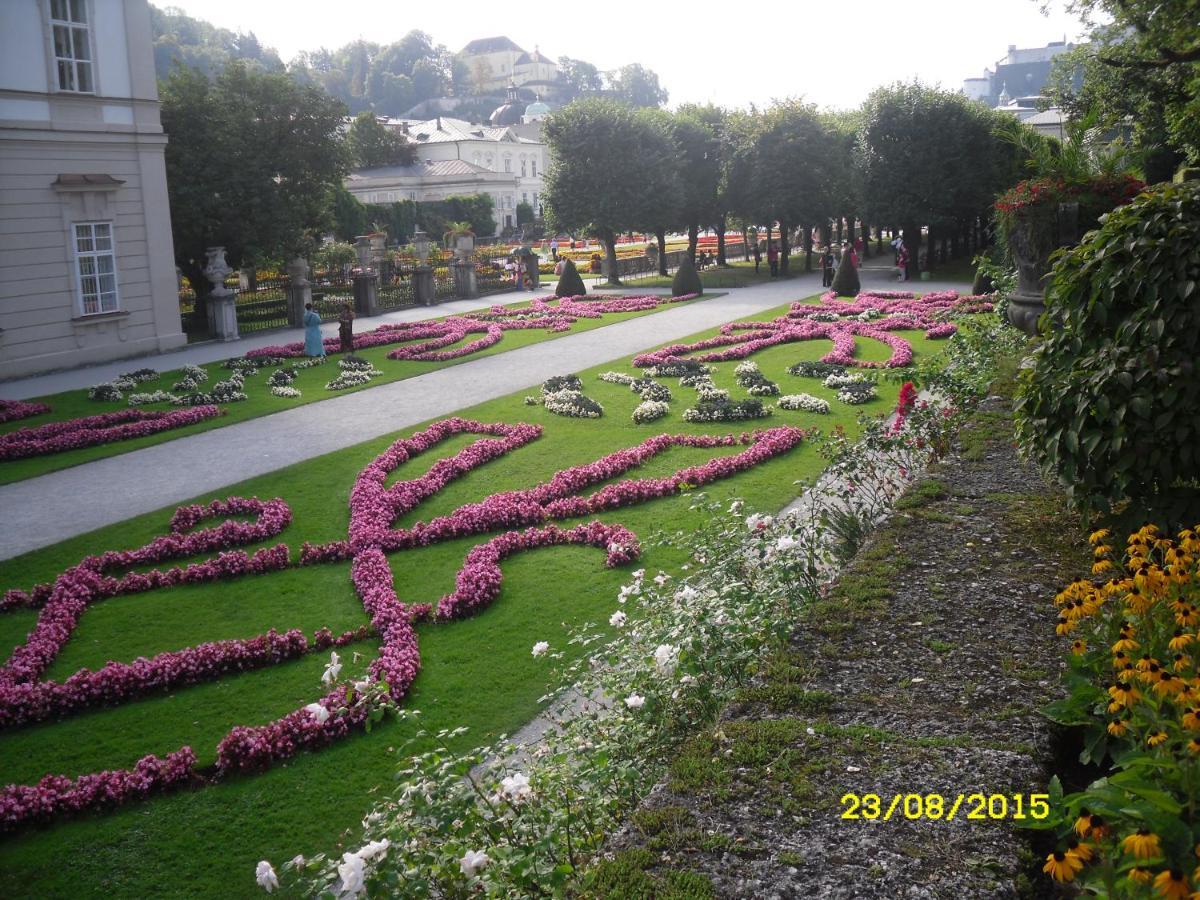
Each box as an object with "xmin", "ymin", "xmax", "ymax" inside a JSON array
[{"xmin": 0, "ymin": 267, "xmax": 971, "ymax": 561}]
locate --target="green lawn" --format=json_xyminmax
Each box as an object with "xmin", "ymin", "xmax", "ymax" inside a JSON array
[
  {"xmin": 0, "ymin": 296, "xmax": 954, "ymax": 898},
  {"xmin": 0, "ymin": 293, "xmax": 717, "ymax": 485}
]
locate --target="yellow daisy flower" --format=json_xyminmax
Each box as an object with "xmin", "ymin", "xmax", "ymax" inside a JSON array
[
  {"xmin": 1071, "ymin": 639, "xmax": 1088, "ymax": 656},
  {"xmin": 1170, "ymin": 630, "xmax": 1195, "ymax": 651},
  {"xmin": 1089, "ymin": 528, "xmax": 1112, "ymax": 545},
  {"xmin": 1153, "ymin": 868, "xmax": 1191, "ymax": 899},
  {"xmin": 1147, "ymin": 730, "xmax": 1169, "ymax": 747},
  {"xmin": 1043, "ymin": 850, "xmax": 1082, "ymax": 883},
  {"xmin": 1123, "ymin": 829, "xmax": 1162, "ymax": 860},
  {"xmin": 1129, "ymin": 866, "xmax": 1153, "ymax": 885}
]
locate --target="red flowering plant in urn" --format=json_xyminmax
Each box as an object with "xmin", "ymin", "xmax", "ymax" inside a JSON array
[{"xmin": 993, "ymin": 123, "xmax": 1143, "ymax": 335}]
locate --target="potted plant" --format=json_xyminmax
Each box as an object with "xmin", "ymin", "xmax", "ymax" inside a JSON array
[
  {"xmin": 994, "ymin": 126, "xmax": 1143, "ymax": 334},
  {"xmin": 443, "ymin": 221, "xmax": 475, "ymax": 260}
]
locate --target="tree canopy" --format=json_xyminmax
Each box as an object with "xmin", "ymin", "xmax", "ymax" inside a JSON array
[
  {"xmin": 150, "ymin": 5, "xmax": 283, "ymax": 80},
  {"xmin": 542, "ymin": 99, "xmax": 680, "ymax": 282},
  {"xmin": 606, "ymin": 64, "xmax": 669, "ymax": 108},
  {"xmin": 161, "ymin": 61, "xmax": 348, "ymax": 292},
  {"xmin": 346, "ymin": 112, "xmax": 417, "ymax": 169}
]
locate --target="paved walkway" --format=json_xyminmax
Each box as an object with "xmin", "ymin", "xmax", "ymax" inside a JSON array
[{"xmin": 0, "ymin": 267, "xmax": 971, "ymax": 561}]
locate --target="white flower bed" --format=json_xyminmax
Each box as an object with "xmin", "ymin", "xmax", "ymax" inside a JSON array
[
  {"xmin": 326, "ymin": 366, "xmax": 382, "ymax": 391},
  {"xmin": 127, "ymin": 391, "xmax": 178, "ymax": 406},
  {"xmin": 631, "ymin": 400, "xmax": 669, "ymax": 424},
  {"xmin": 823, "ymin": 372, "xmax": 873, "ymax": 390},
  {"xmin": 838, "ymin": 384, "xmax": 877, "ymax": 404},
  {"xmin": 598, "ymin": 371, "xmax": 635, "ymax": 386},
  {"xmin": 542, "ymin": 389, "xmax": 603, "ymax": 418},
  {"xmin": 778, "ymin": 393, "xmax": 831, "ymax": 413},
  {"xmin": 270, "ymin": 385, "xmax": 302, "ymax": 398}
]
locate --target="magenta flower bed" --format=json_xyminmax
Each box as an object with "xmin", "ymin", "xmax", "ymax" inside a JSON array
[
  {"xmin": 0, "ymin": 406, "xmax": 221, "ymax": 461},
  {"xmin": 0, "ymin": 415, "xmax": 803, "ymax": 831},
  {"xmin": 0, "ymin": 399, "xmax": 51, "ymax": 425},
  {"xmin": 633, "ymin": 290, "xmax": 990, "ymax": 370},
  {"xmin": 243, "ymin": 293, "xmax": 701, "ymax": 363}
]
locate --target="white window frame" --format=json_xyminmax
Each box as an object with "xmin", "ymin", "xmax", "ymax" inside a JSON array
[
  {"xmin": 531, "ymin": 159, "xmax": 537, "ymax": 177},
  {"xmin": 48, "ymin": 0, "xmax": 95, "ymax": 94},
  {"xmin": 72, "ymin": 221, "xmax": 120, "ymax": 315}
]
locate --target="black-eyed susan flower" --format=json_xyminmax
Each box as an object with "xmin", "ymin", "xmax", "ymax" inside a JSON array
[
  {"xmin": 1108, "ymin": 717, "xmax": 1129, "ymax": 737},
  {"xmin": 1043, "ymin": 850, "xmax": 1082, "ymax": 882},
  {"xmin": 1128, "ymin": 866, "xmax": 1153, "ymax": 885},
  {"xmin": 1073, "ymin": 809, "xmax": 1093, "ymax": 837},
  {"xmin": 1155, "ymin": 672, "xmax": 1186, "ymax": 698},
  {"xmin": 1188, "ymin": 738, "xmax": 1200, "ymax": 755},
  {"xmin": 1153, "ymin": 868, "xmax": 1190, "ymax": 899},
  {"xmin": 1175, "ymin": 654, "xmax": 1194, "ymax": 673},
  {"xmin": 1114, "ymin": 633, "xmax": 1140, "ymax": 653},
  {"xmin": 1093, "ymin": 559, "xmax": 1116, "ymax": 575},
  {"xmin": 1090, "ymin": 528, "xmax": 1112, "ymax": 545},
  {"xmin": 1123, "ymin": 829, "xmax": 1162, "ymax": 860},
  {"xmin": 1071, "ymin": 639, "xmax": 1088, "ymax": 655},
  {"xmin": 1147, "ymin": 730, "xmax": 1169, "ymax": 747},
  {"xmin": 1170, "ymin": 630, "xmax": 1195, "ymax": 651},
  {"xmin": 1056, "ymin": 616, "xmax": 1077, "ymax": 636},
  {"xmin": 1108, "ymin": 682, "xmax": 1141, "ymax": 708},
  {"xmin": 1174, "ymin": 605, "xmax": 1198, "ymax": 628},
  {"xmin": 1118, "ymin": 663, "xmax": 1139, "ymax": 683},
  {"xmin": 1183, "ymin": 708, "xmax": 1200, "ymax": 731},
  {"xmin": 1066, "ymin": 838, "xmax": 1095, "ymax": 864},
  {"xmin": 1137, "ymin": 654, "xmax": 1161, "ymax": 672}
]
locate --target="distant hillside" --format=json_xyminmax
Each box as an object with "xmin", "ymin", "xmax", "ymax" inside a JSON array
[{"xmin": 151, "ymin": 5, "xmax": 284, "ymax": 80}]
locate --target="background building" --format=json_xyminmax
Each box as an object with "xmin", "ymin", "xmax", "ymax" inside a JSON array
[
  {"xmin": 459, "ymin": 37, "xmax": 562, "ymax": 100},
  {"xmin": 961, "ymin": 40, "xmax": 1079, "ymax": 109},
  {"xmin": 0, "ymin": 0, "xmax": 185, "ymax": 379},
  {"xmin": 346, "ymin": 116, "xmax": 548, "ymax": 233}
]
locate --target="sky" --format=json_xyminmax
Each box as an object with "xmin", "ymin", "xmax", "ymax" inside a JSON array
[{"xmin": 158, "ymin": 0, "xmax": 1095, "ymax": 111}]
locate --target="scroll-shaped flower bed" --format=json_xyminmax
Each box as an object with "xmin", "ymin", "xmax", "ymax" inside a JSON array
[
  {"xmin": 0, "ymin": 399, "xmax": 51, "ymax": 425},
  {"xmin": 241, "ymin": 293, "xmax": 702, "ymax": 365},
  {"xmin": 0, "ymin": 406, "xmax": 221, "ymax": 461},
  {"xmin": 0, "ymin": 416, "xmax": 804, "ymax": 832},
  {"xmin": 633, "ymin": 290, "xmax": 990, "ymax": 371}
]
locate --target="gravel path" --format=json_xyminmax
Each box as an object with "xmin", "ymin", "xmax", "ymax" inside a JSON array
[
  {"xmin": 0, "ymin": 268, "xmax": 970, "ymax": 561},
  {"xmin": 597, "ymin": 391, "xmax": 1090, "ymax": 898}
]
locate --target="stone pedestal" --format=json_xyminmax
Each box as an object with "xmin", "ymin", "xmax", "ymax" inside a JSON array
[
  {"xmin": 207, "ymin": 294, "xmax": 239, "ymax": 341},
  {"xmin": 285, "ymin": 257, "xmax": 311, "ymax": 327},
  {"xmin": 414, "ymin": 265, "xmax": 436, "ymax": 306},
  {"xmin": 203, "ymin": 246, "xmax": 240, "ymax": 341},
  {"xmin": 353, "ymin": 273, "xmax": 379, "ymax": 317},
  {"xmin": 1006, "ymin": 203, "xmax": 1078, "ymax": 336},
  {"xmin": 452, "ymin": 259, "xmax": 478, "ymax": 299}
]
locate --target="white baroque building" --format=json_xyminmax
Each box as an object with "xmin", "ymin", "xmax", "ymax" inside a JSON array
[
  {"xmin": 345, "ymin": 116, "xmax": 548, "ymax": 233},
  {"xmin": 0, "ymin": 0, "xmax": 185, "ymax": 379},
  {"xmin": 459, "ymin": 37, "xmax": 561, "ymax": 98}
]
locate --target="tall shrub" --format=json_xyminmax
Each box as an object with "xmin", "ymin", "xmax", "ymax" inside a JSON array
[
  {"xmin": 829, "ymin": 254, "xmax": 860, "ymax": 297},
  {"xmin": 671, "ymin": 254, "xmax": 703, "ymax": 297},
  {"xmin": 555, "ymin": 259, "xmax": 586, "ymax": 298},
  {"xmin": 1015, "ymin": 179, "xmax": 1199, "ymax": 519}
]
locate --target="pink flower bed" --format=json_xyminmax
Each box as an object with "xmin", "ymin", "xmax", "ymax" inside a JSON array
[
  {"xmin": 634, "ymin": 290, "xmax": 989, "ymax": 371},
  {"xmin": 0, "ymin": 414, "xmax": 803, "ymax": 831},
  {"xmin": 0, "ymin": 407, "xmax": 221, "ymax": 460},
  {"xmin": 242, "ymin": 293, "xmax": 701, "ymax": 364},
  {"xmin": 0, "ymin": 399, "xmax": 51, "ymax": 424}
]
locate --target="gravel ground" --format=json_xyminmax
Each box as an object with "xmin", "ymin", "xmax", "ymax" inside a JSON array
[{"xmin": 590, "ymin": 392, "xmax": 1092, "ymax": 899}]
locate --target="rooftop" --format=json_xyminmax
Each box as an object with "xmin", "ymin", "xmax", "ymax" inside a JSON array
[{"xmin": 461, "ymin": 36, "xmax": 524, "ymax": 55}]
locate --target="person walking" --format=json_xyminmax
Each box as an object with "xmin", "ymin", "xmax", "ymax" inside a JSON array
[
  {"xmin": 550, "ymin": 238, "xmax": 559, "ymax": 261},
  {"xmin": 303, "ymin": 303, "xmax": 325, "ymax": 358},
  {"xmin": 337, "ymin": 302, "xmax": 355, "ymax": 354},
  {"xmin": 821, "ymin": 246, "xmax": 835, "ymax": 287},
  {"xmin": 896, "ymin": 241, "xmax": 909, "ymax": 281},
  {"xmin": 752, "ymin": 242, "xmax": 762, "ymax": 273},
  {"xmin": 767, "ymin": 242, "xmax": 779, "ymax": 277}
]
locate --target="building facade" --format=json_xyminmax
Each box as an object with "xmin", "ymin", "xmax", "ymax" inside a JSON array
[
  {"xmin": 346, "ymin": 116, "xmax": 547, "ymax": 233},
  {"xmin": 0, "ymin": 0, "xmax": 184, "ymax": 379},
  {"xmin": 459, "ymin": 37, "xmax": 562, "ymax": 99},
  {"xmin": 961, "ymin": 40, "xmax": 1079, "ymax": 109}
]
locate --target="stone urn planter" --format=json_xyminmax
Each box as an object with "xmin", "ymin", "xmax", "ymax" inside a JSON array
[{"xmin": 1005, "ymin": 202, "xmax": 1079, "ymax": 335}]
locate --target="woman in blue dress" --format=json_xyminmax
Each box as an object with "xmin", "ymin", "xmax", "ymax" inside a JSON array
[{"xmin": 303, "ymin": 302, "xmax": 325, "ymax": 357}]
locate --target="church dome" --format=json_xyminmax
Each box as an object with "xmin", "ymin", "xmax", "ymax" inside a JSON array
[
  {"xmin": 489, "ymin": 82, "xmax": 524, "ymax": 127},
  {"xmin": 524, "ymin": 99, "xmax": 550, "ymax": 118}
]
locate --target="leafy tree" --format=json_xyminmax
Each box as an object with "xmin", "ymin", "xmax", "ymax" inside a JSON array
[
  {"xmin": 516, "ymin": 201, "xmax": 534, "ymax": 226},
  {"xmin": 632, "ymin": 108, "xmax": 684, "ymax": 274},
  {"xmin": 543, "ymin": 99, "xmax": 680, "ymax": 285},
  {"xmin": 858, "ymin": 82, "xmax": 1015, "ymax": 274},
  {"xmin": 557, "ymin": 57, "xmax": 603, "ymax": 99},
  {"xmin": 606, "ymin": 64, "xmax": 669, "ymax": 108},
  {"xmin": 346, "ymin": 112, "xmax": 417, "ymax": 168},
  {"xmin": 829, "ymin": 253, "xmax": 860, "ymax": 296},
  {"xmin": 331, "ymin": 186, "xmax": 371, "ymax": 241},
  {"xmin": 161, "ymin": 62, "xmax": 348, "ymax": 312},
  {"xmin": 726, "ymin": 100, "xmax": 837, "ymax": 275},
  {"xmin": 150, "ymin": 6, "xmax": 284, "ymax": 80},
  {"xmin": 672, "ymin": 105, "xmax": 725, "ymax": 263}
]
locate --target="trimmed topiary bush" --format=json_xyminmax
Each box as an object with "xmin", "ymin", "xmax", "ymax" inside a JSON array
[
  {"xmin": 829, "ymin": 254, "xmax": 860, "ymax": 297},
  {"xmin": 555, "ymin": 259, "xmax": 586, "ymax": 298},
  {"xmin": 1015, "ymin": 179, "xmax": 1200, "ymax": 519},
  {"xmin": 971, "ymin": 267, "xmax": 994, "ymax": 295},
  {"xmin": 671, "ymin": 255, "xmax": 702, "ymax": 297}
]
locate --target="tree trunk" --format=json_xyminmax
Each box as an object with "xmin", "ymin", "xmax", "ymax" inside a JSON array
[
  {"xmin": 835, "ymin": 218, "xmax": 843, "ymax": 245},
  {"xmin": 779, "ymin": 219, "xmax": 790, "ymax": 276},
  {"xmin": 598, "ymin": 229, "xmax": 621, "ymax": 286},
  {"xmin": 687, "ymin": 223, "xmax": 699, "ymax": 264},
  {"xmin": 847, "ymin": 218, "xmax": 857, "ymax": 251},
  {"xmin": 655, "ymin": 229, "xmax": 668, "ymax": 276},
  {"xmin": 925, "ymin": 225, "xmax": 936, "ymax": 274},
  {"xmin": 179, "ymin": 259, "xmax": 211, "ymax": 331},
  {"xmin": 803, "ymin": 225, "xmax": 814, "ymax": 272},
  {"xmin": 876, "ymin": 225, "xmax": 884, "ymax": 254},
  {"xmin": 903, "ymin": 223, "xmax": 920, "ymax": 280},
  {"xmin": 716, "ymin": 216, "xmax": 728, "ymax": 266},
  {"xmin": 950, "ymin": 228, "xmax": 960, "ymax": 260}
]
